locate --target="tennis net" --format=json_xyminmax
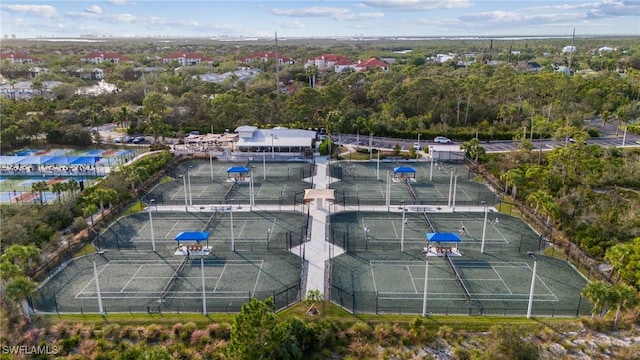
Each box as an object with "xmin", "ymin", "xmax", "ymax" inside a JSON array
[
  {"xmin": 203, "ymin": 211, "xmax": 217, "ymax": 231},
  {"xmin": 160, "ymin": 255, "xmax": 188, "ymax": 300},
  {"xmin": 423, "ymin": 212, "xmax": 437, "ymax": 233},
  {"xmin": 446, "ymin": 255, "xmax": 471, "ymax": 300}
]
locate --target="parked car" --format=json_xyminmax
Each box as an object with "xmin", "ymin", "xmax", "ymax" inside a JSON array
[
  {"xmin": 434, "ymin": 136, "xmax": 452, "ymax": 144},
  {"xmin": 132, "ymin": 136, "xmax": 146, "ymax": 144},
  {"xmin": 114, "ymin": 137, "xmax": 123, "ymax": 144},
  {"xmin": 413, "ymin": 142, "xmax": 422, "ymax": 150}
]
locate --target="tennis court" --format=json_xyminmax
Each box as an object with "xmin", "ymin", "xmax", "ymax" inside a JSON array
[
  {"xmin": 152, "ymin": 160, "xmax": 314, "ymax": 205},
  {"xmin": 99, "ymin": 211, "xmax": 308, "ymax": 253},
  {"xmin": 34, "ymin": 250, "xmax": 302, "ymax": 314},
  {"xmin": 329, "ymin": 211, "xmax": 591, "ymax": 316},
  {"xmin": 328, "ymin": 160, "xmax": 498, "ymax": 207}
]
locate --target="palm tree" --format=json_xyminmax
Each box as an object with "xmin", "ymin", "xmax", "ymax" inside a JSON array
[
  {"xmin": 5, "ymin": 276, "xmax": 37, "ymax": 323},
  {"xmin": 89, "ymin": 188, "xmax": 119, "ymax": 214},
  {"xmin": 83, "ymin": 203, "xmax": 99, "ymax": 227},
  {"xmin": 66, "ymin": 179, "xmax": 79, "ymax": 196},
  {"xmin": 611, "ymin": 283, "xmax": 638, "ymax": 330},
  {"xmin": 31, "ymin": 180, "xmax": 49, "ymax": 206},
  {"xmin": 582, "ymin": 281, "xmax": 613, "ymax": 319},
  {"xmin": 51, "ymin": 182, "xmax": 66, "ymax": 203}
]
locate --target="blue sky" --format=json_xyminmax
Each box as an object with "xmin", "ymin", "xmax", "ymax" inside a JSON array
[{"xmin": 1, "ymin": 0, "xmax": 638, "ymax": 39}]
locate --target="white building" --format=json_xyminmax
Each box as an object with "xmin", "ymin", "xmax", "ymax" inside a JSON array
[{"xmin": 234, "ymin": 126, "xmax": 316, "ymax": 153}]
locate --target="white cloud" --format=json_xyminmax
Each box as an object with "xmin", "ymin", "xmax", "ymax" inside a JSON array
[
  {"xmin": 104, "ymin": 13, "xmax": 137, "ymax": 23},
  {"xmin": 277, "ymin": 19, "xmax": 305, "ymax": 29},
  {"xmin": 460, "ymin": 10, "xmax": 587, "ymax": 27},
  {"xmin": 271, "ymin": 6, "xmax": 383, "ymax": 21},
  {"xmin": 271, "ymin": 7, "xmax": 352, "ymax": 18},
  {"xmin": 86, "ymin": 5, "xmax": 103, "ymax": 15},
  {"xmin": 106, "ymin": 0, "xmax": 129, "ymax": 5},
  {"xmin": 361, "ymin": 0, "xmax": 473, "ymax": 11},
  {"xmin": 1, "ymin": 4, "xmax": 58, "ymax": 18}
]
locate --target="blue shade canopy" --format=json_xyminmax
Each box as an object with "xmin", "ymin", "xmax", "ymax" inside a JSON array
[
  {"xmin": 175, "ymin": 231, "xmax": 210, "ymax": 242},
  {"xmin": 0, "ymin": 156, "xmax": 100, "ymax": 165},
  {"xmin": 226, "ymin": 166, "xmax": 249, "ymax": 173},
  {"xmin": 0, "ymin": 156, "xmax": 23, "ymax": 165},
  {"xmin": 393, "ymin": 166, "xmax": 416, "ymax": 173},
  {"xmin": 426, "ymin": 232, "xmax": 461, "ymax": 242}
]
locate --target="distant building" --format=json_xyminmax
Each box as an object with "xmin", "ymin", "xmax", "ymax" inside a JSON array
[
  {"xmin": 80, "ymin": 51, "xmax": 132, "ymax": 64},
  {"xmin": 305, "ymin": 54, "xmax": 351, "ymax": 70},
  {"xmin": 353, "ymin": 58, "xmax": 389, "ymax": 72},
  {"xmin": 234, "ymin": 126, "xmax": 316, "ymax": 153},
  {"xmin": 238, "ymin": 52, "xmax": 294, "ymax": 65},
  {"xmin": 562, "ymin": 46, "xmax": 577, "ymax": 54},
  {"xmin": 162, "ymin": 52, "xmax": 211, "ymax": 66},
  {"xmin": 305, "ymin": 54, "xmax": 388, "ymax": 73},
  {"xmin": 0, "ymin": 52, "xmax": 40, "ymax": 64},
  {"xmin": 515, "ymin": 61, "xmax": 543, "ymax": 72}
]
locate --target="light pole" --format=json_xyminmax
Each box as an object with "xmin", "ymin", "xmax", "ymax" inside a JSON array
[
  {"xmin": 622, "ymin": 125, "xmax": 627, "ymax": 146},
  {"xmin": 230, "ymin": 199, "xmax": 235, "ymax": 252},
  {"xmin": 271, "ymin": 134, "xmax": 276, "ymax": 159},
  {"xmin": 262, "ymin": 150, "xmax": 266, "ymax": 180},
  {"xmin": 180, "ymin": 175, "xmax": 188, "ymax": 212},
  {"xmin": 400, "ymin": 201, "xmax": 406, "ymax": 252},
  {"xmin": 376, "ymin": 149, "xmax": 380, "ymax": 180},
  {"xmin": 429, "ymin": 146, "xmax": 434, "ymax": 181},
  {"xmin": 93, "ymin": 258, "xmax": 104, "ymax": 315},
  {"xmin": 451, "ymin": 173, "xmax": 458, "ymax": 212},
  {"xmin": 417, "ymin": 133, "xmax": 421, "ymax": 152},
  {"xmin": 480, "ymin": 201, "xmax": 488, "ymax": 253},
  {"xmin": 201, "ymin": 256, "xmax": 207, "ymax": 315},
  {"xmin": 527, "ymin": 253, "xmax": 537, "ymax": 319},
  {"xmin": 148, "ymin": 199, "xmax": 156, "ymax": 252},
  {"xmin": 421, "ymin": 251, "xmax": 429, "ymax": 317},
  {"xmin": 209, "ymin": 151, "xmax": 214, "ymax": 181},
  {"xmin": 187, "ymin": 166, "xmax": 193, "ymax": 206}
]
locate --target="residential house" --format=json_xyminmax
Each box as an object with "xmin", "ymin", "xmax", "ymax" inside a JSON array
[
  {"xmin": 515, "ymin": 61, "xmax": 543, "ymax": 72},
  {"xmin": 353, "ymin": 58, "xmax": 389, "ymax": 72},
  {"xmin": 305, "ymin": 54, "xmax": 351, "ymax": 71},
  {"xmin": 562, "ymin": 46, "xmax": 577, "ymax": 53},
  {"xmin": 162, "ymin": 52, "xmax": 211, "ymax": 66},
  {"xmin": 0, "ymin": 52, "xmax": 40, "ymax": 64},
  {"xmin": 238, "ymin": 52, "xmax": 294, "ymax": 65},
  {"xmin": 80, "ymin": 51, "xmax": 132, "ymax": 64}
]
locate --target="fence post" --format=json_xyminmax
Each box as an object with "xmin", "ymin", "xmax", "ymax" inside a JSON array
[
  {"xmin": 576, "ymin": 295, "xmax": 583, "ymax": 317},
  {"xmin": 53, "ymin": 292, "xmax": 59, "ymax": 314}
]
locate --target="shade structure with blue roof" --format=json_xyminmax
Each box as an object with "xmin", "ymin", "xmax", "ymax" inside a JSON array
[
  {"xmin": 393, "ymin": 166, "xmax": 416, "ymax": 181},
  {"xmin": 425, "ymin": 232, "xmax": 462, "ymax": 256},
  {"xmin": 174, "ymin": 231, "xmax": 211, "ymax": 256},
  {"xmin": 226, "ymin": 166, "xmax": 250, "ymax": 182},
  {"xmin": 175, "ymin": 231, "xmax": 210, "ymax": 243}
]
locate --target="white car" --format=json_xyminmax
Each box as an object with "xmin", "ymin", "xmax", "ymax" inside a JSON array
[
  {"xmin": 434, "ymin": 136, "xmax": 452, "ymax": 144},
  {"xmin": 413, "ymin": 142, "xmax": 422, "ymax": 150}
]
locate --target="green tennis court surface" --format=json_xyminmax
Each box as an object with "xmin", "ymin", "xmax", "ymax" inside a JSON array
[
  {"xmin": 151, "ymin": 160, "xmax": 314, "ymax": 206},
  {"xmin": 329, "ymin": 211, "xmax": 590, "ymax": 316},
  {"xmin": 34, "ymin": 210, "xmax": 306, "ymax": 314},
  {"xmin": 328, "ymin": 160, "xmax": 498, "ymax": 207}
]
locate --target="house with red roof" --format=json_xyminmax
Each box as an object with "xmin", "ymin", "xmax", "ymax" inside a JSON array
[
  {"xmin": 162, "ymin": 52, "xmax": 211, "ymax": 66},
  {"xmin": 305, "ymin": 54, "xmax": 388, "ymax": 73},
  {"xmin": 0, "ymin": 52, "xmax": 40, "ymax": 64},
  {"xmin": 80, "ymin": 51, "xmax": 132, "ymax": 64},
  {"xmin": 238, "ymin": 52, "xmax": 294, "ymax": 65},
  {"xmin": 305, "ymin": 54, "xmax": 352, "ymax": 71},
  {"xmin": 353, "ymin": 58, "xmax": 389, "ymax": 72}
]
